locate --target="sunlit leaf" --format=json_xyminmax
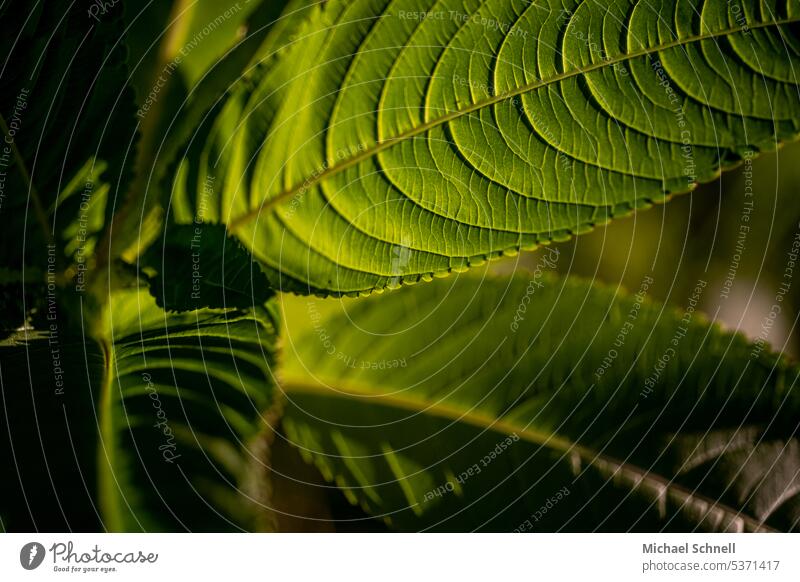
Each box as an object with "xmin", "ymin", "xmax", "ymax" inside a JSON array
[{"xmin": 281, "ymin": 273, "xmax": 800, "ymax": 531}]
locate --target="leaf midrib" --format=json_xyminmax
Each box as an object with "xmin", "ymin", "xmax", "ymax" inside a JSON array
[
  {"xmin": 228, "ymin": 16, "xmax": 800, "ymax": 232},
  {"xmin": 281, "ymin": 376, "xmax": 773, "ymax": 532},
  {"xmin": 97, "ymin": 337, "xmax": 126, "ymax": 532}
]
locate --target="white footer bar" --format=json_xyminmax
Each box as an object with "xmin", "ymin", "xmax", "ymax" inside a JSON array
[{"xmin": 0, "ymin": 533, "xmax": 797, "ymax": 581}]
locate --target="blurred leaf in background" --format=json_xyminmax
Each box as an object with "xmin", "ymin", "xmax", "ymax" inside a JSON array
[{"xmin": 534, "ymin": 142, "xmax": 800, "ymax": 358}]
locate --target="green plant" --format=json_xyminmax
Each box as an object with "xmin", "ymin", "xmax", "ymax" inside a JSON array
[{"xmin": 1, "ymin": 0, "xmax": 799, "ymax": 532}]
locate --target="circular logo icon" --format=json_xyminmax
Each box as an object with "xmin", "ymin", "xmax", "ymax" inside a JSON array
[{"xmin": 20, "ymin": 542, "xmax": 46, "ymax": 570}]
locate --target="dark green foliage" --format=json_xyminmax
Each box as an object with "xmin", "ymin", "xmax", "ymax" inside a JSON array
[
  {"xmin": 281, "ymin": 274, "xmax": 800, "ymax": 531},
  {"xmin": 145, "ymin": 224, "xmax": 273, "ymax": 312},
  {"xmin": 1, "ymin": 0, "xmax": 800, "ymax": 534}
]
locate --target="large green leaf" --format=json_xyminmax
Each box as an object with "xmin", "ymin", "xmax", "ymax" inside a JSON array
[
  {"xmin": 120, "ymin": 0, "xmax": 314, "ymax": 260},
  {"xmin": 279, "ymin": 271, "xmax": 800, "ymax": 531},
  {"xmin": 172, "ymin": 0, "xmax": 800, "ymax": 296},
  {"xmin": 0, "ymin": 289, "xmax": 280, "ymax": 531}
]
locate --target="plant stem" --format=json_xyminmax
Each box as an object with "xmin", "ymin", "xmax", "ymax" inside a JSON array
[
  {"xmin": 95, "ymin": 0, "xmax": 197, "ymax": 271},
  {"xmin": 97, "ymin": 338, "xmax": 125, "ymax": 532}
]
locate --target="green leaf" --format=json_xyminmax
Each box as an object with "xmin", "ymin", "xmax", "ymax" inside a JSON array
[
  {"xmin": 173, "ymin": 0, "xmax": 800, "ymax": 296},
  {"xmin": 123, "ymin": 0, "xmax": 314, "ymax": 260},
  {"xmin": 144, "ymin": 224, "xmax": 273, "ymax": 312},
  {"xmin": 279, "ymin": 270, "xmax": 800, "ymax": 531},
  {"xmin": 0, "ymin": 289, "xmax": 280, "ymax": 532}
]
